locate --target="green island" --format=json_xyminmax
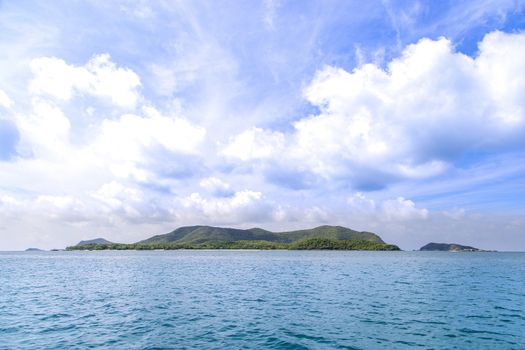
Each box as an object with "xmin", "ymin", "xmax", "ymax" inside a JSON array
[
  {"xmin": 419, "ymin": 242, "xmax": 494, "ymax": 252},
  {"xmin": 66, "ymin": 225, "xmax": 400, "ymax": 251}
]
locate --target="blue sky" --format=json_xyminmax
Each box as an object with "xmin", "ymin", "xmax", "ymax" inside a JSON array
[{"xmin": 1, "ymin": 0, "xmax": 525, "ymax": 250}]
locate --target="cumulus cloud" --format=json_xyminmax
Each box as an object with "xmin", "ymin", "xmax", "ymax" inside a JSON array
[
  {"xmin": 347, "ymin": 192, "xmax": 428, "ymax": 221},
  {"xmin": 199, "ymin": 177, "xmax": 234, "ymax": 197},
  {"xmin": 14, "ymin": 98, "xmax": 71, "ymax": 158},
  {"xmin": 381, "ymin": 197, "xmax": 429, "ymax": 221},
  {"xmin": 220, "ymin": 127, "xmax": 285, "ymax": 161},
  {"xmin": 0, "ymin": 180, "xmax": 170, "ymax": 227},
  {"xmin": 0, "ymin": 194, "xmax": 20, "ymax": 217},
  {"xmin": 178, "ymin": 190, "xmax": 274, "ymax": 224},
  {"xmin": 0, "ymin": 193, "xmax": 91, "ymax": 223},
  {"xmin": 108, "ymin": 106, "xmax": 205, "ymax": 154},
  {"xmin": 10, "ymin": 100, "xmax": 206, "ymax": 189},
  {"xmin": 303, "ymin": 206, "xmax": 330, "ymax": 223},
  {"xmin": 90, "ymin": 181, "xmax": 169, "ymax": 223},
  {"xmin": 92, "ymin": 106, "xmax": 206, "ymax": 180},
  {"xmin": 30, "ymin": 54, "xmax": 141, "ymax": 108},
  {"xmin": 0, "ymin": 89, "xmax": 13, "ymax": 109},
  {"xmin": 1, "ymin": 52, "xmax": 208, "ymax": 229},
  {"xmin": 34, "ymin": 195, "xmax": 90, "ymax": 222},
  {"xmin": 222, "ymin": 31, "xmax": 525, "ymax": 190},
  {"xmin": 93, "ymin": 181, "xmax": 143, "ymax": 208},
  {"xmin": 347, "ymin": 192, "xmax": 377, "ymax": 213}
]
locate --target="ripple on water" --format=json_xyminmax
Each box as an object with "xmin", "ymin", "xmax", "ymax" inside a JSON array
[{"xmin": 0, "ymin": 251, "xmax": 524, "ymax": 349}]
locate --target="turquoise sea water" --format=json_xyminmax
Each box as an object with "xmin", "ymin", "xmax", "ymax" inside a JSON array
[{"xmin": 1, "ymin": 251, "xmax": 524, "ymax": 349}]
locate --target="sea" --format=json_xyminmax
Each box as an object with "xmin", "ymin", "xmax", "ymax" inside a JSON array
[{"xmin": 1, "ymin": 250, "xmax": 524, "ymax": 349}]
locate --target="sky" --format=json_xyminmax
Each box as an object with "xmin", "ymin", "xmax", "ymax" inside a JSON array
[{"xmin": 1, "ymin": 0, "xmax": 525, "ymax": 251}]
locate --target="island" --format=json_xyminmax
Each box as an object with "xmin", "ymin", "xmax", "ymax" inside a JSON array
[
  {"xmin": 66, "ymin": 225, "xmax": 400, "ymax": 251},
  {"xmin": 419, "ymin": 242, "xmax": 492, "ymax": 252},
  {"xmin": 25, "ymin": 248, "xmax": 44, "ymax": 251}
]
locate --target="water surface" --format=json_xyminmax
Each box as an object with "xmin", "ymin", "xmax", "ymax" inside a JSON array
[{"xmin": 1, "ymin": 251, "xmax": 524, "ymax": 349}]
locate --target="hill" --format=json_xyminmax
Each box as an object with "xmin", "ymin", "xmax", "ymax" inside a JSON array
[
  {"xmin": 420, "ymin": 242, "xmax": 483, "ymax": 252},
  {"xmin": 139, "ymin": 225, "xmax": 385, "ymax": 244},
  {"xmin": 66, "ymin": 225, "xmax": 399, "ymax": 251},
  {"xmin": 76, "ymin": 238, "xmax": 113, "ymax": 246}
]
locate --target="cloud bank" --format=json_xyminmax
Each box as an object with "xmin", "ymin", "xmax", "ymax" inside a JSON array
[{"xmin": 223, "ymin": 31, "xmax": 525, "ymax": 191}]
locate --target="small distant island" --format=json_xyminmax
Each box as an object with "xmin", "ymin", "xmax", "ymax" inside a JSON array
[
  {"xmin": 25, "ymin": 248, "xmax": 44, "ymax": 252},
  {"xmin": 420, "ymin": 242, "xmax": 494, "ymax": 252},
  {"xmin": 67, "ymin": 225, "xmax": 400, "ymax": 251}
]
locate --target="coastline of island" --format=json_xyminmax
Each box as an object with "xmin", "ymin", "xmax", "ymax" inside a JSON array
[{"xmin": 66, "ymin": 238, "xmax": 401, "ymax": 251}]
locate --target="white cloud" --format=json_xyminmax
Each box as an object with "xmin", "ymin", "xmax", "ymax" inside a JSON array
[
  {"xmin": 34, "ymin": 195, "xmax": 89, "ymax": 222},
  {"xmin": 1, "ymin": 53, "xmax": 208, "ymax": 228},
  {"xmin": 178, "ymin": 190, "xmax": 273, "ymax": 224},
  {"xmin": 0, "ymin": 180, "xmax": 171, "ymax": 228},
  {"xmin": 92, "ymin": 181, "xmax": 143, "ymax": 208},
  {"xmin": 91, "ymin": 181, "xmax": 147, "ymax": 221},
  {"xmin": 0, "ymin": 193, "xmax": 91, "ymax": 223},
  {"xmin": 381, "ymin": 197, "xmax": 429, "ymax": 221},
  {"xmin": 199, "ymin": 177, "xmax": 234, "ymax": 197},
  {"xmin": 347, "ymin": 193, "xmax": 428, "ymax": 221},
  {"xmin": 90, "ymin": 106, "xmax": 206, "ymax": 180},
  {"xmin": 30, "ymin": 54, "xmax": 141, "ymax": 108},
  {"xmin": 0, "ymin": 194, "xmax": 21, "ymax": 218},
  {"xmin": 347, "ymin": 192, "xmax": 377, "ymax": 213},
  {"xmin": 0, "ymin": 89, "xmax": 13, "ymax": 108},
  {"xmin": 15, "ymin": 98, "xmax": 71, "ymax": 158},
  {"xmin": 221, "ymin": 127, "xmax": 284, "ymax": 161},
  {"xmin": 476, "ymin": 31, "xmax": 525, "ymax": 124},
  {"xmin": 221, "ymin": 31, "xmax": 525, "ymax": 190},
  {"xmin": 303, "ymin": 206, "xmax": 330, "ymax": 223},
  {"xmin": 300, "ymin": 31, "xmax": 525, "ymax": 167}
]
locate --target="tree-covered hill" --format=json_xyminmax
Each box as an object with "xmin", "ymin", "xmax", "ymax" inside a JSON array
[
  {"xmin": 138, "ymin": 225, "xmax": 384, "ymax": 245},
  {"xmin": 76, "ymin": 238, "xmax": 113, "ymax": 246},
  {"xmin": 420, "ymin": 242, "xmax": 483, "ymax": 252},
  {"xmin": 67, "ymin": 238, "xmax": 400, "ymax": 251},
  {"xmin": 67, "ymin": 225, "xmax": 399, "ymax": 251}
]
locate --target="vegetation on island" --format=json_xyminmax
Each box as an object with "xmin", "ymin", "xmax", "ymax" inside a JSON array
[
  {"xmin": 139, "ymin": 225, "xmax": 385, "ymax": 245},
  {"xmin": 289, "ymin": 238, "xmax": 399, "ymax": 250},
  {"xmin": 419, "ymin": 242, "xmax": 490, "ymax": 252},
  {"xmin": 66, "ymin": 239, "xmax": 399, "ymax": 251},
  {"xmin": 67, "ymin": 225, "xmax": 400, "ymax": 251},
  {"xmin": 77, "ymin": 238, "xmax": 113, "ymax": 246}
]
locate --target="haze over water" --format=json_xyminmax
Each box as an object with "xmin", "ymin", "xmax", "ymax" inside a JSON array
[{"xmin": 1, "ymin": 250, "xmax": 524, "ymax": 349}]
